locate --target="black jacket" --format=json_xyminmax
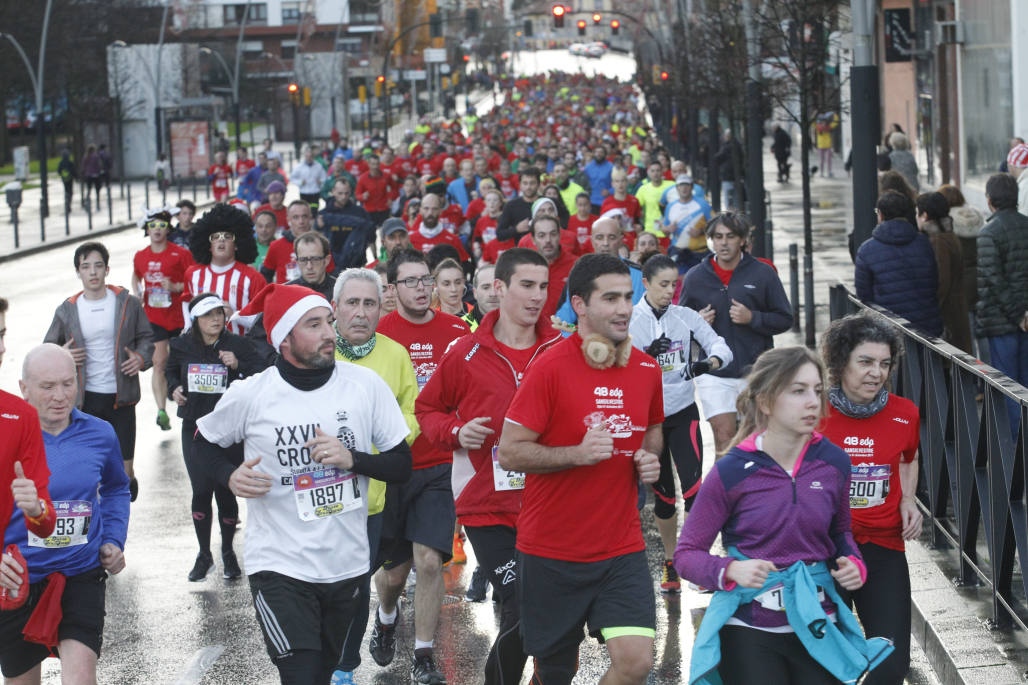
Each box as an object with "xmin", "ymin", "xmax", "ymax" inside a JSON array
[
  {"xmin": 496, "ymin": 196, "xmax": 534, "ymax": 242},
  {"xmin": 166, "ymin": 330, "xmax": 267, "ymax": 421},
  {"xmin": 318, "ymin": 199, "xmax": 374, "ymax": 269},
  {"xmin": 976, "ymin": 208, "xmax": 1028, "ymax": 337}
]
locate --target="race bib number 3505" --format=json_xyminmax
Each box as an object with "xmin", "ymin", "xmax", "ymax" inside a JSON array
[
  {"xmin": 28, "ymin": 500, "xmax": 92, "ymax": 548},
  {"xmin": 293, "ymin": 468, "xmax": 362, "ymax": 521}
]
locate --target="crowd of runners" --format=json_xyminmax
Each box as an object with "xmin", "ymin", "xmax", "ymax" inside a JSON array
[{"xmin": 0, "ymin": 70, "xmax": 923, "ymax": 685}]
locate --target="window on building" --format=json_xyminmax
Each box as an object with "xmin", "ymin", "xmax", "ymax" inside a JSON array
[
  {"xmin": 224, "ymin": 3, "xmax": 267, "ymax": 26},
  {"xmin": 282, "ymin": 2, "xmax": 302, "ymax": 24},
  {"xmin": 281, "ymin": 41, "xmax": 297, "ymax": 60}
]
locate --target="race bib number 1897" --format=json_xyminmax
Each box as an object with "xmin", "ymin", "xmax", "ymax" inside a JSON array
[{"xmin": 293, "ymin": 468, "xmax": 362, "ymax": 521}]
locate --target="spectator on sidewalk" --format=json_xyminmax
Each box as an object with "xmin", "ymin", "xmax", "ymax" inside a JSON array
[
  {"xmin": 98, "ymin": 144, "xmax": 113, "ymax": 192},
  {"xmin": 81, "ymin": 145, "xmax": 103, "ymax": 209},
  {"xmin": 999, "ymin": 137, "xmax": 1024, "ymax": 173},
  {"xmin": 855, "ymin": 190, "xmax": 942, "ymax": 337},
  {"xmin": 916, "ymin": 192, "xmax": 972, "ymax": 353},
  {"xmin": 154, "ymin": 153, "xmax": 172, "ymax": 194},
  {"xmin": 887, "ymin": 132, "xmax": 920, "ymax": 193},
  {"xmin": 1004, "ymin": 143, "xmax": 1028, "ymax": 215},
  {"xmin": 771, "ymin": 124, "xmax": 791, "ymax": 183},
  {"xmin": 58, "ymin": 149, "xmax": 77, "ymax": 210},
  {"xmin": 814, "ymin": 112, "xmax": 838, "ymax": 178},
  {"xmin": 938, "ymin": 184, "xmax": 986, "ymax": 343},
  {"xmin": 714, "ymin": 130, "xmax": 744, "ymax": 209},
  {"xmin": 976, "ymin": 173, "xmax": 1028, "ymax": 438}
]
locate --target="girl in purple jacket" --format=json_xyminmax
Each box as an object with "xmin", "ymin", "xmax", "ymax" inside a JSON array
[{"xmin": 675, "ymin": 346, "xmax": 867, "ymax": 684}]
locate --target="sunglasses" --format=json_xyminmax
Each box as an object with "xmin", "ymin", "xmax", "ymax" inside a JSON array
[
  {"xmin": 209, "ymin": 231, "xmax": 236, "ymax": 243},
  {"xmin": 147, "ymin": 220, "xmax": 170, "ymax": 231}
]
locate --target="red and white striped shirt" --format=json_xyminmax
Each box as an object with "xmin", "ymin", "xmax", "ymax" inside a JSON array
[{"xmin": 183, "ymin": 261, "xmax": 267, "ymax": 334}]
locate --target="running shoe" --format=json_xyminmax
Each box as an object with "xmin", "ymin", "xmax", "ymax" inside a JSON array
[
  {"xmin": 222, "ymin": 550, "xmax": 242, "ymax": 580},
  {"xmin": 450, "ymin": 533, "xmax": 466, "ymax": 565},
  {"xmin": 156, "ymin": 409, "xmax": 171, "ymax": 431},
  {"xmin": 410, "ymin": 653, "xmax": 446, "ymax": 684},
  {"xmin": 660, "ymin": 560, "xmax": 681, "ymax": 594},
  {"xmin": 188, "ymin": 551, "xmax": 215, "ymax": 582},
  {"xmin": 465, "ymin": 566, "xmax": 488, "ymax": 602},
  {"xmin": 129, "ymin": 477, "xmax": 138, "ymax": 502},
  {"xmin": 368, "ymin": 611, "xmax": 397, "ymax": 666},
  {"xmin": 330, "ymin": 670, "xmax": 356, "ymax": 685}
]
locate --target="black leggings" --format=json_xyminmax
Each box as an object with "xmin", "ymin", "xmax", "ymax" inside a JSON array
[
  {"xmin": 465, "ymin": 525, "xmax": 526, "ymax": 685},
  {"xmin": 836, "ymin": 542, "xmax": 911, "ymax": 684},
  {"xmin": 182, "ymin": 421, "xmax": 240, "ymax": 554},
  {"xmin": 82, "ymin": 392, "xmax": 136, "ymax": 462},
  {"xmin": 653, "ymin": 404, "xmax": 703, "ymax": 519},
  {"xmin": 719, "ymin": 625, "xmax": 837, "ymax": 684},
  {"xmin": 273, "ymin": 649, "xmax": 335, "ymax": 685}
]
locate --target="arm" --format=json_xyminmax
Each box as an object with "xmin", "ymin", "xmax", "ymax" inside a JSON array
[
  {"xmin": 97, "ymin": 425, "xmax": 131, "ymax": 550},
  {"xmin": 496, "ymin": 420, "xmax": 588, "ymax": 474},
  {"xmin": 165, "ymin": 341, "xmax": 184, "ymax": 399},
  {"xmin": 686, "ymin": 308, "xmax": 733, "ymax": 368},
  {"xmin": 42, "ymin": 308, "xmax": 67, "ymax": 346},
  {"xmin": 414, "ymin": 353, "xmax": 466, "ymax": 451},
  {"xmin": 899, "ymin": 453, "xmax": 923, "ymax": 540},
  {"xmin": 827, "ymin": 458, "xmax": 866, "ymax": 584},
  {"xmin": 672, "ymin": 468, "xmax": 738, "ymax": 590},
  {"xmin": 747, "ymin": 272, "xmax": 794, "ymax": 336},
  {"xmin": 128, "ymin": 297, "xmax": 155, "ymax": 369},
  {"xmin": 195, "ymin": 432, "xmax": 244, "ymax": 488},
  {"xmin": 350, "ymin": 441, "xmax": 412, "ymax": 484},
  {"xmin": 14, "ymin": 417, "xmax": 56, "ymax": 539},
  {"xmin": 854, "ymin": 249, "xmax": 873, "ymax": 303}
]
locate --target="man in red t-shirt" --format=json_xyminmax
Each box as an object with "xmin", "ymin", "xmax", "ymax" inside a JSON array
[
  {"xmin": 567, "ymin": 193, "xmax": 597, "ymax": 255},
  {"xmin": 260, "ymin": 201, "xmax": 336, "ymax": 284},
  {"xmin": 355, "ymin": 154, "xmax": 395, "ymax": 227},
  {"xmin": 371, "ymin": 249, "xmax": 469, "ymax": 681},
  {"xmin": 207, "ymin": 151, "xmax": 233, "ymax": 202},
  {"xmin": 530, "ymin": 215, "xmax": 577, "ymax": 321},
  {"xmin": 415, "ymin": 248, "xmax": 560, "ymax": 685},
  {"xmin": 498, "ymin": 253, "xmax": 661, "ymax": 684},
  {"xmin": 408, "ymin": 193, "xmax": 469, "ymax": 261},
  {"xmin": 132, "ymin": 211, "xmax": 193, "ymax": 429},
  {"xmin": 234, "ymin": 147, "xmax": 256, "ymax": 179}
]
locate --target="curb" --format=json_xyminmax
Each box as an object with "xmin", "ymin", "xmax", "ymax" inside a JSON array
[{"xmin": 907, "ymin": 538, "xmax": 1024, "ymax": 684}]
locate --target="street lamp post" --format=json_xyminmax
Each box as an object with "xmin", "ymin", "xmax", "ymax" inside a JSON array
[
  {"xmin": 154, "ymin": 3, "xmax": 170, "ymax": 156},
  {"xmin": 1, "ymin": 0, "xmax": 55, "ymax": 223},
  {"xmin": 201, "ymin": 47, "xmax": 242, "ymax": 149}
]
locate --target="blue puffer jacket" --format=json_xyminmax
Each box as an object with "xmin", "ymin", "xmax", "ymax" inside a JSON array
[{"xmin": 855, "ymin": 219, "xmax": 943, "ymax": 336}]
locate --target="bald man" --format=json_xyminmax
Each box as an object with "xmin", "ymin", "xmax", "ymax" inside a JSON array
[{"xmin": 0, "ymin": 343, "xmax": 130, "ymax": 683}]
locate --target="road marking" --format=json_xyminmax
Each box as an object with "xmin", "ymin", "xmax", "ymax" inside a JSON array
[{"xmin": 172, "ymin": 645, "xmax": 225, "ymax": 685}]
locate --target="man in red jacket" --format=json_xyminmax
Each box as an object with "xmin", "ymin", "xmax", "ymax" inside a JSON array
[{"xmin": 415, "ymin": 248, "xmax": 560, "ymax": 685}]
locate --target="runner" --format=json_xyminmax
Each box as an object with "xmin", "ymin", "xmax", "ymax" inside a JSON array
[
  {"xmin": 820, "ymin": 313, "xmax": 922, "ymax": 684},
  {"xmin": 678, "ymin": 212, "xmax": 793, "ymax": 454},
  {"xmin": 262, "ymin": 201, "xmax": 337, "ymax": 284},
  {"xmin": 132, "ymin": 207, "xmax": 194, "ymax": 432},
  {"xmin": 208, "ymin": 150, "xmax": 233, "ymax": 202},
  {"xmin": 44, "ymin": 242, "xmax": 153, "ymax": 501},
  {"xmin": 182, "ymin": 204, "xmax": 267, "ymax": 336},
  {"xmin": 1, "ymin": 343, "xmax": 130, "ymax": 683},
  {"xmin": 461, "ymin": 263, "xmax": 499, "ymax": 332},
  {"xmin": 629, "ymin": 254, "xmax": 731, "ymax": 593},
  {"xmin": 674, "ymin": 346, "xmax": 893, "ymax": 685},
  {"xmin": 286, "ymin": 232, "xmax": 337, "ymax": 301},
  {"xmin": 167, "ymin": 294, "xmax": 266, "ymax": 581},
  {"xmin": 168, "ymin": 200, "xmax": 195, "ymax": 248},
  {"xmin": 529, "ymin": 215, "xmax": 576, "ymax": 321},
  {"xmin": 372, "ymin": 249, "xmax": 470, "ymax": 685},
  {"xmin": 418, "ymin": 248, "xmax": 562, "ymax": 685},
  {"xmin": 497, "ymin": 253, "xmax": 663, "ymax": 685},
  {"xmin": 330, "ymin": 268, "xmax": 419, "ymax": 684},
  {"xmin": 432, "ymin": 258, "xmax": 467, "ymax": 318},
  {"xmin": 193, "ymin": 283, "xmax": 412, "ymax": 684}
]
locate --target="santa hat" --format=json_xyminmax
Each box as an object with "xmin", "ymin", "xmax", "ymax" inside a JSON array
[{"xmin": 232, "ymin": 284, "xmax": 330, "ymax": 352}]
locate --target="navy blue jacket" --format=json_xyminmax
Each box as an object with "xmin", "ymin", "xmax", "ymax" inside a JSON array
[
  {"xmin": 855, "ymin": 219, "xmax": 943, "ymax": 336},
  {"xmin": 679, "ymin": 253, "xmax": 793, "ymax": 378}
]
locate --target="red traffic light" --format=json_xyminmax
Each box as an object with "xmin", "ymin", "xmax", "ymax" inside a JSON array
[
  {"xmin": 592, "ymin": 13, "xmax": 602, "ymax": 23},
  {"xmin": 287, "ymin": 83, "xmax": 299, "ymax": 93},
  {"xmin": 552, "ymin": 5, "xmax": 565, "ymax": 16},
  {"xmin": 462, "ymin": 54, "xmax": 470, "ymax": 62},
  {"xmin": 577, "ymin": 20, "xmax": 586, "ymax": 28},
  {"xmin": 376, "ymin": 75, "xmax": 386, "ymax": 83},
  {"xmin": 610, "ymin": 20, "xmax": 620, "ymax": 29},
  {"xmin": 660, "ymin": 71, "xmax": 669, "ymax": 81}
]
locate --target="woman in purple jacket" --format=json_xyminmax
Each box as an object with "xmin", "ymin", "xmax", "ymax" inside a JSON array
[{"xmin": 675, "ymin": 346, "xmax": 867, "ymax": 684}]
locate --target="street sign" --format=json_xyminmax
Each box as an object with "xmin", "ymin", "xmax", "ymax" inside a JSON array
[
  {"xmin": 403, "ymin": 70, "xmax": 427, "ymax": 81},
  {"xmin": 424, "ymin": 48, "xmax": 447, "ymax": 63},
  {"xmin": 12, "ymin": 147, "xmax": 29, "ymax": 181},
  {"xmin": 440, "ymin": 63, "xmax": 452, "ymax": 74}
]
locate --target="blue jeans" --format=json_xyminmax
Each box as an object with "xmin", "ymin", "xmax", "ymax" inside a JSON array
[
  {"xmin": 721, "ymin": 180, "xmax": 738, "ymax": 209},
  {"xmin": 987, "ymin": 332, "xmax": 1028, "ymax": 439}
]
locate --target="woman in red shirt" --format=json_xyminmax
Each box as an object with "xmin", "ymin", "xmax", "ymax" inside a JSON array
[{"xmin": 820, "ymin": 313, "xmax": 923, "ymax": 685}]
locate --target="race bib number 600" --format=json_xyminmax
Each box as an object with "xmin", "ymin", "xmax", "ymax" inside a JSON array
[
  {"xmin": 293, "ymin": 468, "xmax": 363, "ymax": 521},
  {"xmin": 28, "ymin": 500, "xmax": 92, "ymax": 548},
  {"xmin": 850, "ymin": 464, "xmax": 891, "ymax": 509}
]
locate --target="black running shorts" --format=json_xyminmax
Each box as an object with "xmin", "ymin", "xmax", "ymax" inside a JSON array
[{"xmin": 379, "ymin": 462, "xmax": 456, "ymax": 567}]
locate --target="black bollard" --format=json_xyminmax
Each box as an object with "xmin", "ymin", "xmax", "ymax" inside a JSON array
[{"xmin": 789, "ymin": 243, "xmax": 800, "ymax": 333}]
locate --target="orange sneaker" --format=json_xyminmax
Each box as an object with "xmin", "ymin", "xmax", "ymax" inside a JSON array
[{"xmin": 450, "ymin": 532, "xmax": 467, "ymax": 564}]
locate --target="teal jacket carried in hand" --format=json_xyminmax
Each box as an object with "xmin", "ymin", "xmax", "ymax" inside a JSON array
[{"xmin": 690, "ymin": 556, "xmax": 894, "ymax": 685}]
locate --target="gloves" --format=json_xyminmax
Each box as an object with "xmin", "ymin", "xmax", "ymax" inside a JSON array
[
  {"xmin": 689, "ymin": 359, "xmax": 713, "ymax": 378},
  {"xmin": 643, "ymin": 335, "xmax": 672, "ymax": 359}
]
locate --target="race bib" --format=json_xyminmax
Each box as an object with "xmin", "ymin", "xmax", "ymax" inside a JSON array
[
  {"xmin": 149, "ymin": 286, "xmax": 172, "ymax": 308},
  {"xmin": 656, "ymin": 340, "xmax": 686, "ymax": 374},
  {"xmin": 286, "ymin": 261, "xmax": 301, "ymax": 281},
  {"xmin": 187, "ymin": 364, "xmax": 228, "ymax": 394},
  {"xmin": 754, "ymin": 582, "xmax": 826, "ymax": 612},
  {"xmin": 28, "ymin": 500, "xmax": 92, "ymax": 548},
  {"xmin": 492, "ymin": 446, "xmax": 524, "ymax": 491},
  {"xmin": 850, "ymin": 464, "xmax": 891, "ymax": 509},
  {"xmin": 293, "ymin": 468, "xmax": 362, "ymax": 521}
]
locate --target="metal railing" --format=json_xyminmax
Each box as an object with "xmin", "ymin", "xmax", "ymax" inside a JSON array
[{"xmin": 830, "ymin": 283, "xmax": 1028, "ymax": 631}]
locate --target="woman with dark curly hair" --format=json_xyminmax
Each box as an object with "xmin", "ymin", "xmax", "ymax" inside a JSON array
[
  {"xmin": 183, "ymin": 203, "xmax": 267, "ymax": 335},
  {"xmin": 820, "ymin": 312, "xmax": 923, "ymax": 685}
]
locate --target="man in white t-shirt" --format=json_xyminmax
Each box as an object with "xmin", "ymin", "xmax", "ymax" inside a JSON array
[{"xmin": 194, "ymin": 283, "xmax": 411, "ymax": 684}]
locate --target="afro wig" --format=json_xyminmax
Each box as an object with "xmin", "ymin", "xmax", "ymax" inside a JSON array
[{"xmin": 189, "ymin": 202, "xmax": 259, "ymax": 265}]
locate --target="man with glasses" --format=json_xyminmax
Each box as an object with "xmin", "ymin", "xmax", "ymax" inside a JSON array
[
  {"xmin": 372, "ymin": 248, "xmax": 469, "ymax": 685},
  {"xmin": 285, "ymin": 232, "xmax": 336, "ymax": 301}
]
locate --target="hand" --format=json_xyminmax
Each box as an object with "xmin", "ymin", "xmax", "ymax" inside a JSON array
[
  {"xmin": 729, "ymin": 299, "xmax": 753, "ymax": 325},
  {"xmin": 11, "ymin": 463, "xmax": 41, "ymax": 519},
  {"xmin": 1020, "ymin": 312, "xmax": 1028, "ymax": 333},
  {"xmin": 689, "ymin": 359, "xmax": 712, "ymax": 378},
  {"xmin": 172, "ymin": 386, "xmax": 187, "ymax": 406},
  {"xmin": 63, "ymin": 338, "xmax": 86, "ymax": 366},
  {"xmin": 900, "ymin": 498, "xmax": 923, "ymax": 540},
  {"xmin": 633, "ymin": 449, "xmax": 660, "ymax": 484},
  {"xmin": 120, "ymin": 347, "xmax": 145, "ymax": 376},
  {"xmin": 830, "ymin": 556, "xmax": 864, "ymax": 591},
  {"xmin": 458, "ymin": 417, "xmax": 494, "ymax": 450},
  {"xmin": 643, "ymin": 334, "xmax": 672, "ymax": 359},
  {"xmin": 577, "ymin": 424, "xmax": 614, "ymax": 466},
  {"xmin": 218, "ymin": 350, "xmax": 239, "ymax": 370},
  {"xmin": 698, "ymin": 305, "xmax": 715, "ymax": 325},
  {"xmin": 99, "ymin": 543, "xmax": 126, "ymax": 574},
  {"xmin": 305, "ymin": 427, "xmax": 354, "ymax": 470},
  {"xmin": 0, "ymin": 553, "xmax": 24, "ymax": 597},
  {"xmin": 160, "ymin": 278, "xmax": 173, "ymax": 291},
  {"xmin": 228, "ymin": 456, "xmax": 274, "ymax": 498},
  {"xmin": 318, "ymin": 215, "xmax": 325, "ymax": 228},
  {"xmin": 725, "ymin": 559, "xmax": 778, "ymax": 589},
  {"xmin": 516, "ymin": 218, "xmax": 530, "ymax": 234},
  {"xmin": 362, "ymin": 192, "xmax": 370, "ymax": 201}
]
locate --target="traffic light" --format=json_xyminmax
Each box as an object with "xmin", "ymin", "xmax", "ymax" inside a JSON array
[
  {"xmin": 287, "ymin": 82, "xmax": 299, "ymax": 105},
  {"xmin": 552, "ymin": 5, "xmax": 565, "ymax": 28},
  {"xmin": 577, "ymin": 19, "xmax": 586, "ymax": 36},
  {"xmin": 610, "ymin": 19, "xmax": 620, "ymax": 35},
  {"xmin": 592, "ymin": 13, "xmax": 602, "ymax": 24},
  {"xmin": 465, "ymin": 8, "xmax": 480, "ymax": 33},
  {"xmin": 660, "ymin": 70, "xmax": 670, "ymax": 82},
  {"xmin": 302, "ymin": 86, "xmax": 311, "ymax": 106},
  {"xmin": 463, "ymin": 54, "xmax": 471, "ymax": 64},
  {"xmin": 429, "ymin": 13, "xmax": 442, "ymax": 38},
  {"xmin": 524, "ymin": 19, "xmax": 534, "ymax": 37}
]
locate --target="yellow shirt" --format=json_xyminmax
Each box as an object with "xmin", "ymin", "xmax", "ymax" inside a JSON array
[
  {"xmin": 336, "ymin": 332, "xmax": 420, "ymax": 515},
  {"xmin": 635, "ymin": 180, "xmax": 675, "ymax": 235}
]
